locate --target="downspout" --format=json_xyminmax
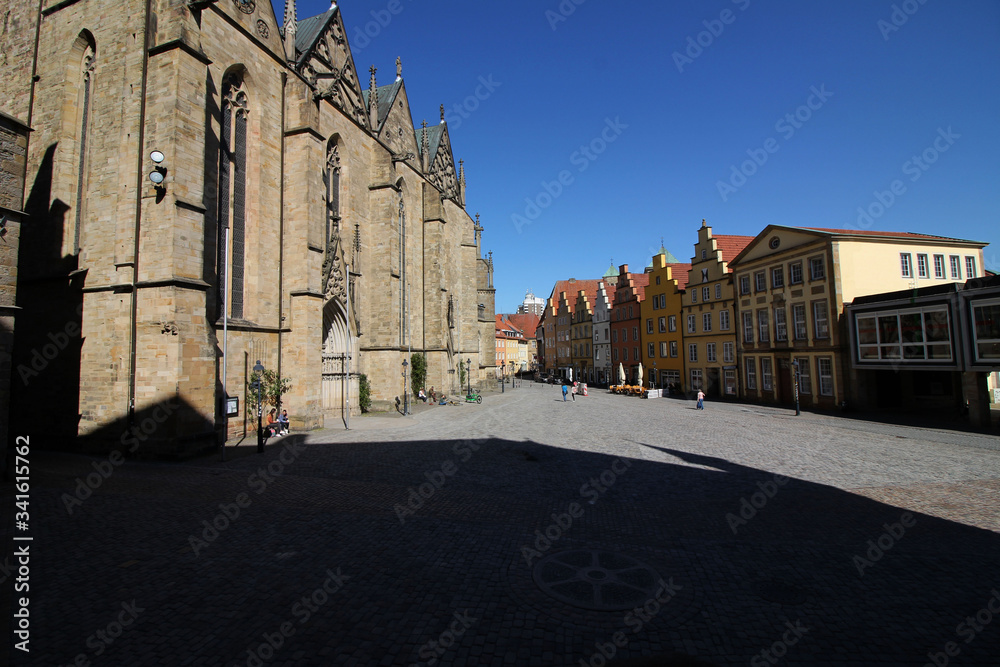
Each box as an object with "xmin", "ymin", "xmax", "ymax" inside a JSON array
[
  {"xmin": 27, "ymin": 0, "xmax": 44, "ymax": 133},
  {"xmin": 277, "ymin": 71, "xmax": 286, "ymax": 388},
  {"xmin": 127, "ymin": 0, "xmax": 155, "ymax": 433}
]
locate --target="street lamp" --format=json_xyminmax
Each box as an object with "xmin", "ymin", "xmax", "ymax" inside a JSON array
[
  {"xmin": 652, "ymin": 362, "xmax": 657, "ymax": 391},
  {"xmin": 253, "ymin": 360, "xmax": 265, "ymax": 453},
  {"xmin": 791, "ymin": 359, "xmax": 801, "ymax": 416},
  {"xmin": 501, "ymin": 361, "xmax": 505, "ymax": 393},
  {"xmin": 510, "ymin": 361, "xmax": 515, "ymax": 388},
  {"xmin": 402, "ymin": 359, "xmax": 409, "ymax": 415},
  {"xmin": 466, "ymin": 358, "xmax": 472, "ymax": 396}
]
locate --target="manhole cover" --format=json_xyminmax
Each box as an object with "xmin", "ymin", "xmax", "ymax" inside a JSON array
[
  {"xmin": 753, "ymin": 579, "xmax": 808, "ymax": 605},
  {"xmin": 532, "ymin": 550, "xmax": 662, "ymax": 611}
]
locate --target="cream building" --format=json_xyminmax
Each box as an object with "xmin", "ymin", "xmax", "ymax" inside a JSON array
[
  {"xmin": 730, "ymin": 226, "xmax": 987, "ymax": 410},
  {"xmin": 5, "ymin": 1, "xmax": 495, "ymax": 454}
]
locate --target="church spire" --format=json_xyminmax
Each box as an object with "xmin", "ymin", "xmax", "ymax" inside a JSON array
[
  {"xmin": 368, "ymin": 66, "xmax": 378, "ymax": 129},
  {"xmin": 420, "ymin": 119, "xmax": 429, "ymax": 172},
  {"xmin": 396, "ymin": 57, "xmax": 402, "ymax": 81},
  {"xmin": 283, "ymin": 0, "xmax": 297, "ymax": 63},
  {"xmin": 440, "ymin": 104, "xmax": 445, "ymax": 124}
]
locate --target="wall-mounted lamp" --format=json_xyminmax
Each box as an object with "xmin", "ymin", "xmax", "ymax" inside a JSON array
[{"xmin": 149, "ymin": 150, "xmax": 167, "ymax": 188}]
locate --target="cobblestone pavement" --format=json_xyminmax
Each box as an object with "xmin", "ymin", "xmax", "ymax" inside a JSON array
[{"xmin": 4, "ymin": 385, "xmax": 1000, "ymax": 666}]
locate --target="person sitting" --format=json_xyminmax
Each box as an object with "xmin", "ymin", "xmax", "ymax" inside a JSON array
[
  {"xmin": 438, "ymin": 393, "xmax": 447, "ymax": 405},
  {"xmin": 264, "ymin": 409, "xmax": 282, "ymax": 438},
  {"xmin": 278, "ymin": 409, "xmax": 290, "ymax": 434},
  {"xmin": 418, "ymin": 389, "xmax": 427, "ymax": 403}
]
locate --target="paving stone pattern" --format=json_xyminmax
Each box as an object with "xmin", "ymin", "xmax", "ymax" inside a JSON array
[{"xmin": 4, "ymin": 386, "xmax": 1000, "ymax": 666}]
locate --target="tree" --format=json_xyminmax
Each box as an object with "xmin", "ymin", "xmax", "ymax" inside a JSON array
[
  {"xmin": 245, "ymin": 366, "xmax": 292, "ymax": 420},
  {"xmin": 358, "ymin": 374, "xmax": 372, "ymax": 413},
  {"xmin": 410, "ymin": 353, "xmax": 427, "ymax": 396},
  {"xmin": 458, "ymin": 359, "xmax": 467, "ymax": 391}
]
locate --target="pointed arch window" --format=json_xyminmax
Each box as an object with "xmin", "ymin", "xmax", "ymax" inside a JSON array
[
  {"xmin": 398, "ymin": 194, "xmax": 407, "ymax": 345},
  {"xmin": 219, "ymin": 73, "xmax": 249, "ymax": 319},
  {"xmin": 73, "ymin": 43, "xmax": 96, "ymax": 255},
  {"xmin": 325, "ymin": 142, "xmax": 341, "ymax": 241}
]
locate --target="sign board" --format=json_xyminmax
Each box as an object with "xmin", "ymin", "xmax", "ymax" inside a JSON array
[
  {"xmin": 994, "ymin": 388, "xmax": 1000, "ymax": 405},
  {"xmin": 225, "ymin": 396, "xmax": 239, "ymax": 417}
]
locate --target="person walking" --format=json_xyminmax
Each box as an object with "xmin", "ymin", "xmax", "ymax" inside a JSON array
[
  {"xmin": 571, "ymin": 382, "xmax": 577, "ymax": 401},
  {"xmin": 562, "ymin": 383, "xmax": 568, "ymax": 402},
  {"xmin": 696, "ymin": 390, "xmax": 705, "ymax": 410}
]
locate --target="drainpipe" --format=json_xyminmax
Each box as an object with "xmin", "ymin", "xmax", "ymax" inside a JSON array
[
  {"xmin": 277, "ymin": 71, "xmax": 286, "ymax": 390},
  {"xmin": 127, "ymin": 0, "xmax": 155, "ymax": 435}
]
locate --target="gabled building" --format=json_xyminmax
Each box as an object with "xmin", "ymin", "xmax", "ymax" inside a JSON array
[
  {"xmin": 641, "ymin": 251, "xmax": 691, "ymax": 393},
  {"xmin": 572, "ymin": 290, "xmax": 595, "ymax": 383},
  {"xmin": 610, "ymin": 265, "xmax": 650, "ymax": 384},
  {"xmin": 682, "ymin": 221, "xmax": 754, "ymax": 398},
  {"xmin": 543, "ymin": 279, "xmax": 600, "ymax": 381},
  {"xmin": 592, "ymin": 281, "xmax": 617, "ymax": 385},
  {"xmin": 507, "ymin": 312, "xmax": 540, "ymax": 374},
  {"xmin": 730, "ymin": 225, "xmax": 987, "ymax": 410}
]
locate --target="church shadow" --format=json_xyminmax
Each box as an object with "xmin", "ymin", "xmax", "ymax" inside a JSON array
[{"xmin": 16, "ymin": 432, "xmax": 1000, "ymax": 666}]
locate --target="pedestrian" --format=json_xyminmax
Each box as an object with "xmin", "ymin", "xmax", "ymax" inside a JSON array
[
  {"xmin": 571, "ymin": 382, "xmax": 577, "ymax": 401},
  {"xmin": 696, "ymin": 389, "xmax": 705, "ymax": 410},
  {"xmin": 562, "ymin": 383, "xmax": 568, "ymax": 402}
]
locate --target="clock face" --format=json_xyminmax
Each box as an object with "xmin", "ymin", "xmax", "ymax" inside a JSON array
[{"xmin": 233, "ymin": 0, "xmax": 255, "ymax": 14}]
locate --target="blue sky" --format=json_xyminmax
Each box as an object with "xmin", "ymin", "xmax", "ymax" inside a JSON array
[{"xmin": 277, "ymin": 0, "xmax": 1000, "ymax": 312}]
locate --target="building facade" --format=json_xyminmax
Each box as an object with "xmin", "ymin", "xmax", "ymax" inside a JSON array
[
  {"xmin": 7, "ymin": 1, "xmax": 495, "ymax": 454},
  {"xmin": 682, "ymin": 221, "xmax": 753, "ymax": 398},
  {"xmin": 641, "ymin": 253, "xmax": 689, "ymax": 393},
  {"xmin": 610, "ymin": 265, "xmax": 648, "ymax": 384},
  {"xmin": 592, "ymin": 281, "xmax": 616, "ymax": 385},
  {"xmin": 730, "ymin": 226, "xmax": 986, "ymax": 410},
  {"xmin": 571, "ymin": 290, "xmax": 594, "ymax": 383}
]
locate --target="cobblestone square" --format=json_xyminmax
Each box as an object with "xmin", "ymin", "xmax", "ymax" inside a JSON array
[{"xmin": 5, "ymin": 386, "xmax": 1000, "ymax": 666}]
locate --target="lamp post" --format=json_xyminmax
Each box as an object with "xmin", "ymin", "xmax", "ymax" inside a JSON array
[
  {"xmin": 253, "ymin": 360, "xmax": 265, "ymax": 453},
  {"xmin": 510, "ymin": 361, "xmax": 515, "ymax": 388},
  {"xmin": 466, "ymin": 358, "xmax": 472, "ymax": 396},
  {"xmin": 501, "ymin": 362, "xmax": 505, "ymax": 393},
  {"xmin": 791, "ymin": 359, "xmax": 801, "ymax": 416},
  {"xmin": 402, "ymin": 359, "xmax": 409, "ymax": 415},
  {"xmin": 652, "ymin": 362, "xmax": 657, "ymax": 391}
]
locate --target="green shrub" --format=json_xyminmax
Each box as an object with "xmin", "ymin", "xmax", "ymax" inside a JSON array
[{"xmin": 358, "ymin": 374, "xmax": 372, "ymax": 413}]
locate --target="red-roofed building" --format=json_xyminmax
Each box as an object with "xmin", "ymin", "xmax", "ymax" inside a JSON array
[
  {"xmin": 592, "ymin": 281, "xmax": 617, "ymax": 385},
  {"xmin": 611, "ymin": 265, "xmax": 650, "ymax": 384},
  {"xmin": 729, "ymin": 224, "xmax": 989, "ymax": 411},
  {"xmin": 642, "ymin": 253, "xmax": 690, "ymax": 392},
  {"xmin": 682, "ymin": 220, "xmax": 754, "ymax": 399}
]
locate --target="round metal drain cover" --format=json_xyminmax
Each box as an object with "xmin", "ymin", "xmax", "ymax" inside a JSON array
[
  {"xmin": 533, "ymin": 550, "xmax": 662, "ymax": 611},
  {"xmin": 753, "ymin": 579, "xmax": 808, "ymax": 606}
]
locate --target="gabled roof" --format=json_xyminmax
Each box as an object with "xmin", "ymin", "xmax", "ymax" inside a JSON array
[
  {"xmin": 507, "ymin": 313, "xmax": 540, "ymax": 336},
  {"xmin": 802, "ymin": 227, "xmax": 986, "ymax": 243},
  {"xmin": 295, "ymin": 7, "xmax": 338, "ymax": 63},
  {"xmin": 418, "ymin": 123, "xmax": 446, "ymax": 165},
  {"xmin": 362, "ymin": 80, "xmax": 403, "ymax": 132}
]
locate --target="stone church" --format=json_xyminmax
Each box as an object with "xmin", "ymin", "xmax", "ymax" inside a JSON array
[{"xmin": 1, "ymin": 0, "xmax": 496, "ymax": 456}]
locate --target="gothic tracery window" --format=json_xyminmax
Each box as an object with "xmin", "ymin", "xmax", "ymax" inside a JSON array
[
  {"xmin": 218, "ymin": 73, "xmax": 249, "ymax": 319},
  {"xmin": 74, "ymin": 43, "xmax": 96, "ymax": 255}
]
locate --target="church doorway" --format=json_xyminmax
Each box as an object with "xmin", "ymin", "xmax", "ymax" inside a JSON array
[{"xmin": 322, "ymin": 298, "xmax": 353, "ymax": 417}]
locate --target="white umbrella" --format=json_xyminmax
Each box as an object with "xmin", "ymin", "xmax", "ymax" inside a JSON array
[
  {"xmin": 618, "ymin": 363, "xmax": 625, "ymax": 385},
  {"xmin": 637, "ymin": 363, "xmax": 644, "ymax": 388}
]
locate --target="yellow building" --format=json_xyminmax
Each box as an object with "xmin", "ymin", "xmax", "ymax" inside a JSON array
[
  {"xmin": 641, "ymin": 252, "xmax": 690, "ymax": 393},
  {"xmin": 682, "ymin": 221, "xmax": 755, "ymax": 398},
  {"xmin": 729, "ymin": 225, "xmax": 988, "ymax": 410}
]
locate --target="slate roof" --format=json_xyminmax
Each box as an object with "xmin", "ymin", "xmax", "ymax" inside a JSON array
[
  {"xmin": 295, "ymin": 8, "xmax": 337, "ymax": 63},
  {"xmin": 417, "ymin": 124, "xmax": 446, "ymax": 165},
  {"xmin": 361, "ymin": 80, "xmax": 403, "ymax": 131}
]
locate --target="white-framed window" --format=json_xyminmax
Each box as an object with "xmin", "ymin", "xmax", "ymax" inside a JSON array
[
  {"xmin": 917, "ymin": 254, "xmax": 929, "ymax": 278},
  {"xmin": 761, "ymin": 357, "xmax": 773, "ymax": 390},
  {"xmin": 719, "ymin": 310, "xmax": 730, "ymax": 331},
  {"xmin": 809, "ymin": 256, "xmax": 825, "ymax": 280},
  {"xmin": 818, "ymin": 357, "xmax": 834, "ymax": 396},
  {"xmin": 707, "ymin": 342, "xmax": 717, "ymax": 362},
  {"xmin": 668, "ymin": 315, "xmax": 676, "ymax": 332},
  {"xmin": 702, "ymin": 286, "xmax": 710, "ymax": 301},
  {"xmin": 757, "ymin": 309, "xmax": 770, "ymax": 342},
  {"xmin": 687, "ymin": 315, "xmax": 696, "ymax": 333},
  {"xmin": 703, "ymin": 313, "xmax": 712, "ymax": 332},
  {"xmin": 754, "ymin": 271, "xmax": 767, "ymax": 292},
  {"xmin": 647, "ymin": 319, "xmax": 653, "ymax": 334},
  {"xmin": 690, "ymin": 369, "xmax": 703, "ymax": 391},
  {"xmin": 971, "ymin": 298, "xmax": 1000, "ymax": 362},
  {"xmin": 723, "ymin": 341, "xmax": 734, "ymax": 363},
  {"xmin": 789, "ymin": 262, "xmax": 803, "ymax": 285},
  {"xmin": 691, "ymin": 289, "xmax": 698, "ymax": 303},
  {"xmin": 715, "ymin": 284, "xmax": 722, "ymax": 299},
  {"xmin": 689, "ymin": 343, "xmax": 698, "ymax": 362},
  {"xmin": 670, "ymin": 341, "xmax": 678, "ymax": 357},
  {"xmin": 813, "ymin": 301, "xmax": 830, "ymax": 339},
  {"xmin": 966, "ymin": 256, "xmax": 978, "ymax": 279},
  {"xmin": 792, "ymin": 304, "xmax": 807, "ymax": 340},
  {"xmin": 933, "ymin": 255, "xmax": 945, "ymax": 279},
  {"xmin": 774, "ymin": 307, "xmax": 787, "ymax": 342},
  {"xmin": 854, "ymin": 306, "xmax": 953, "ymax": 362},
  {"xmin": 743, "ymin": 312, "xmax": 754, "ymax": 344},
  {"xmin": 648, "ymin": 342, "xmax": 655, "ymax": 358},
  {"xmin": 772, "ymin": 267, "xmax": 784, "ymax": 289},
  {"xmin": 796, "ymin": 357, "xmax": 811, "ymax": 395},
  {"xmin": 658, "ymin": 317, "xmax": 666, "ymax": 333},
  {"xmin": 745, "ymin": 357, "xmax": 757, "ymax": 390},
  {"xmin": 950, "ymin": 255, "xmax": 962, "ymax": 279},
  {"xmin": 739, "ymin": 275, "xmax": 751, "ymax": 295},
  {"xmin": 900, "ymin": 253, "xmax": 912, "ymax": 278},
  {"xmin": 660, "ymin": 341, "xmax": 669, "ymax": 357}
]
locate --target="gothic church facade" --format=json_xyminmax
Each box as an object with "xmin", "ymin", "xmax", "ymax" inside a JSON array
[{"xmin": 2, "ymin": 0, "xmax": 496, "ymax": 454}]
